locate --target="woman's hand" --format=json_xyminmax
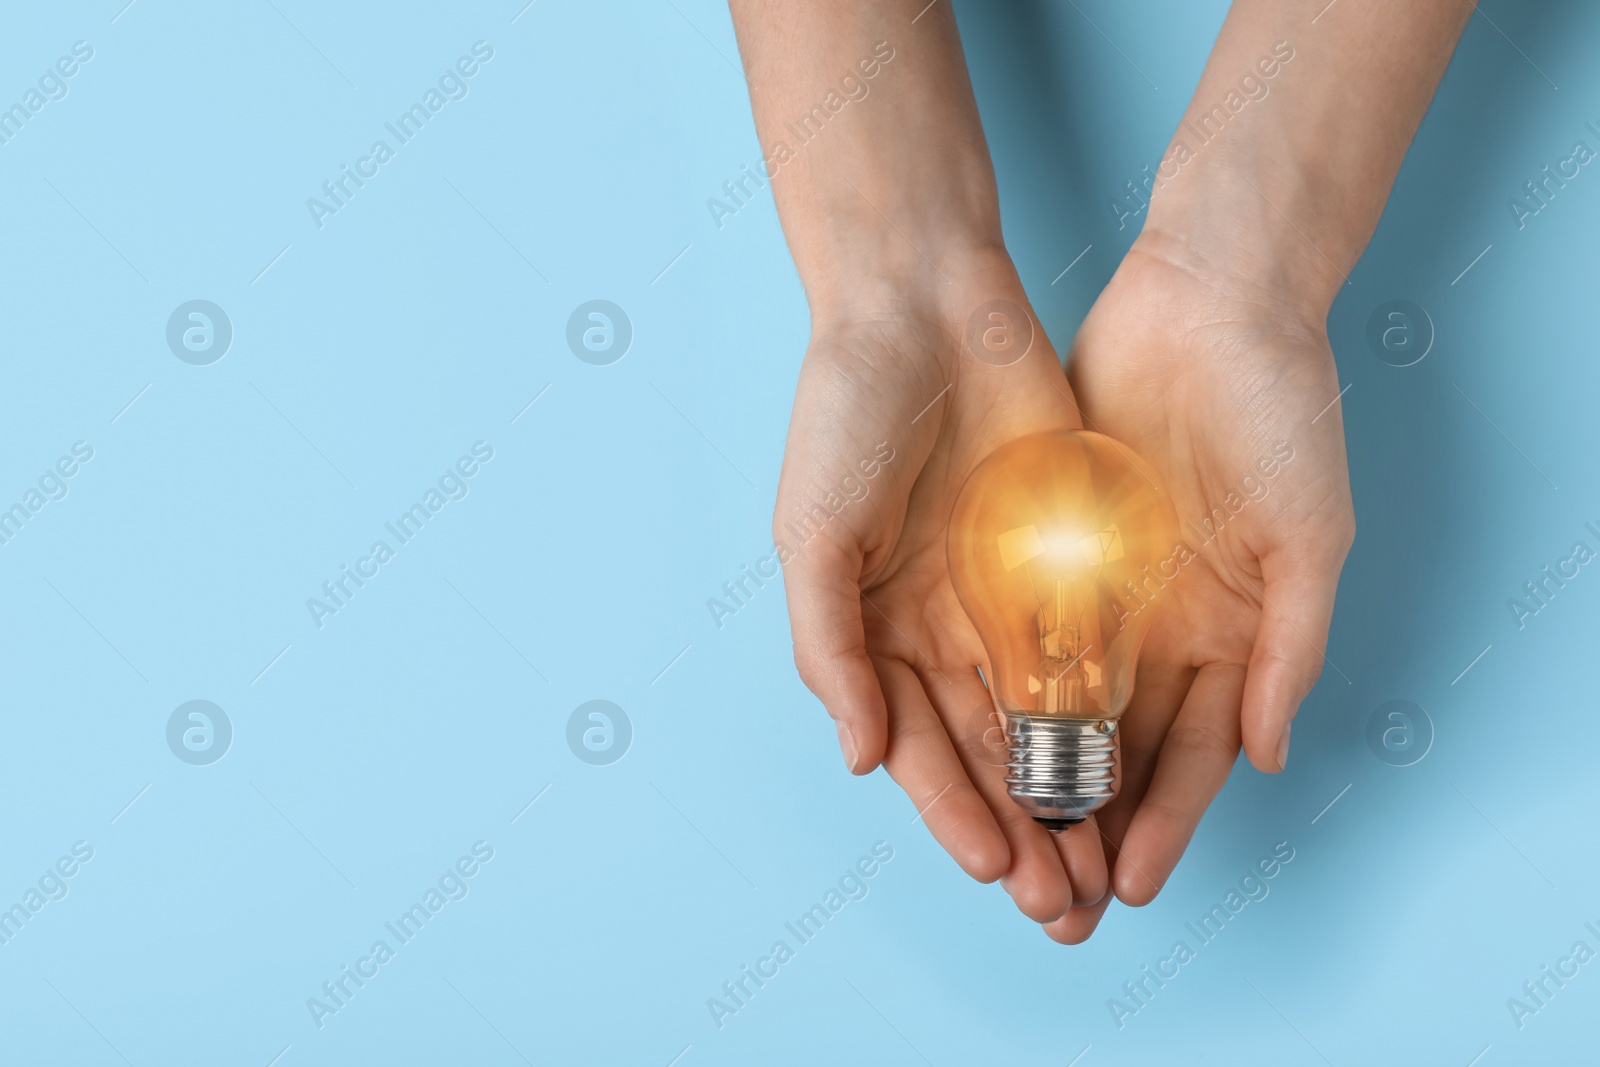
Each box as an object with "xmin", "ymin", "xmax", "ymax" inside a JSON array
[
  {"xmin": 776, "ymin": 249, "xmax": 1115, "ymax": 924},
  {"xmin": 1037, "ymin": 0, "xmax": 1473, "ymax": 938},
  {"xmin": 1043, "ymin": 234, "xmax": 1356, "ymax": 943}
]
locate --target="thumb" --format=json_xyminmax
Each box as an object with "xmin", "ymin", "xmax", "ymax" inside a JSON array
[
  {"xmin": 1239, "ymin": 546, "xmax": 1347, "ymax": 773},
  {"xmin": 779, "ymin": 537, "xmax": 888, "ymax": 774}
]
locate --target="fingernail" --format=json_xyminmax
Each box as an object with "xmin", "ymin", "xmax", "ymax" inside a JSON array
[
  {"xmin": 837, "ymin": 721, "xmax": 858, "ymax": 771},
  {"xmin": 1275, "ymin": 723, "xmax": 1292, "ymax": 771}
]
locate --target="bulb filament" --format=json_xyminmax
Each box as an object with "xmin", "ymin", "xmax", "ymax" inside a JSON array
[{"xmin": 1035, "ymin": 576, "xmax": 1103, "ymax": 715}]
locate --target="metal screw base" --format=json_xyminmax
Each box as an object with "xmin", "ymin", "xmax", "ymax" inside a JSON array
[{"xmin": 1004, "ymin": 715, "xmax": 1117, "ymax": 830}]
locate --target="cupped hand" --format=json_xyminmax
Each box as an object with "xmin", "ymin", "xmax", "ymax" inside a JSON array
[
  {"xmin": 1043, "ymin": 237, "xmax": 1356, "ymax": 943},
  {"xmin": 774, "ymin": 249, "xmax": 1114, "ymax": 925}
]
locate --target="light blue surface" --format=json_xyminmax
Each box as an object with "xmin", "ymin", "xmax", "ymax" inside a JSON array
[{"xmin": 0, "ymin": 1, "xmax": 1594, "ymax": 1063}]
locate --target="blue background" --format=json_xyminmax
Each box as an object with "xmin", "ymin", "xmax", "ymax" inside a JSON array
[{"xmin": 0, "ymin": 0, "xmax": 1594, "ymax": 1063}]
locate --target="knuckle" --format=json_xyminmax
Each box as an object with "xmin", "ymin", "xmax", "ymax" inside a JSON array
[
  {"xmin": 1252, "ymin": 643, "xmax": 1297, "ymax": 676},
  {"xmin": 1252, "ymin": 643, "xmax": 1324, "ymax": 699},
  {"xmin": 1164, "ymin": 723, "xmax": 1239, "ymax": 766},
  {"xmin": 790, "ymin": 644, "xmax": 830, "ymax": 695},
  {"xmin": 1139, "ymin": 797, "xmax": 1196, "ymax": 839}
]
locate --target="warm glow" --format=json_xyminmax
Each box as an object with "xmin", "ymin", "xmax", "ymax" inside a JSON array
[{"xmin": 948, "ymin": 430, "xmax": 1179, "ymax": 720}]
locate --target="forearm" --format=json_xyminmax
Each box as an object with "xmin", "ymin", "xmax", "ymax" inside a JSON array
[
  {"xmin": 1141, "ymin": 0, "xmax": 1474, "ymax": 316},
  {"xmin": 728, "ymin": 0, "xmax": 1002, "ymax": 312}
]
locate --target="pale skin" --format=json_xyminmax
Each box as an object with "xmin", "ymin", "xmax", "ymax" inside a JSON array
[{"xmin": 729, "ymin": 0, "xmax": 1474, "ymax": 941}]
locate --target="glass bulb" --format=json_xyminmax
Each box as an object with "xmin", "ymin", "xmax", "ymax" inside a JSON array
[{"xmin": 948, "ymin": 429, "xmax": 1179, "ymax": 830}]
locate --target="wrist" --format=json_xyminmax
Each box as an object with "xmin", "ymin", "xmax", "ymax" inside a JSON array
[
  {"xmin": 1138, "ymin": 161, "xmax": 1353, "ymax": 324},
  {"xmin": 801, "ymin": 226, "xmax": 1012, "ymax": 328}
]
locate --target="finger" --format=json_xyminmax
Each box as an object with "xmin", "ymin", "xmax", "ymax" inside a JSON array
[
  {"xmin": 1102, "ymin": 660, "xmax": 1194, "ymax": 904},
  {"xmin": 1050, "ymin": 816, "xmax": 1108, "ymax": 908},
  {"xmin": 917, "ymin": 663, "xmax": 1075, "ymax": 924},
  {"xmin": 1240, "ymin": 546, "xmax": 1345, "ymax": 773},
  {"xmin": 780, "ymin": 537, "xmax": 888, "ymax": 774},
  {"xmin": 875, "ymin": 656, "xmax": 1010, "ymax": 884},
  {"xmin": 1044, "ymin": 777, "xmax": 1149, "ymax": 944},
  {"xmin": 1043, "ymin": 732, "xmax": 1160, "ymax": 943},
  {"xmin": 1114, "ymin": 664, "xmax": 1245, "ymax": 906},
  {"xmin": 1040, "ymin": 631, "xmax": 1201, "ymax": 942}
]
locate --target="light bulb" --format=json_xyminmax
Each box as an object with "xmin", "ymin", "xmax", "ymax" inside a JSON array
[{"xmin": 948, "ymin": 429, "xmax": 1179, "ymax": 830}]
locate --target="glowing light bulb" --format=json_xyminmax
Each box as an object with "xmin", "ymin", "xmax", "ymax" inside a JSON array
[{"xmin": 948, "ymin": 429, "xmax": 1179, "ymax": 830}]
